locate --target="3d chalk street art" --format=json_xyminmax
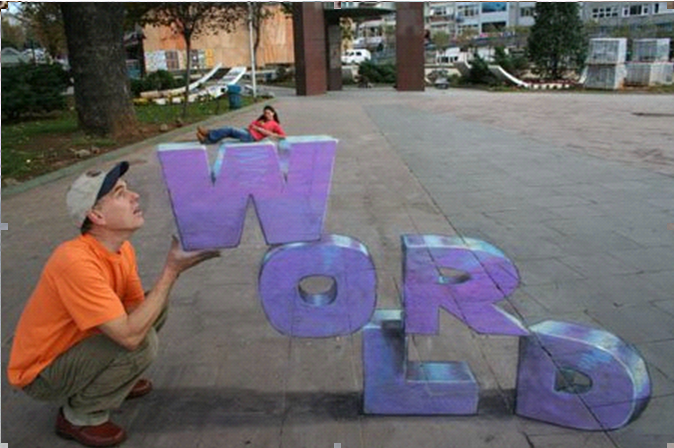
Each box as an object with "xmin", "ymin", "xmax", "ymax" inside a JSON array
[{"xmin": 157, "ymin": 136, "xmax": 651, "ymax": 430}]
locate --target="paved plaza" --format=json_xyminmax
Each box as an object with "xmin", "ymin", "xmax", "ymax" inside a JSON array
[{"xmin": 2, "ymin": 87, "xmax": 674, "ymax": 447}]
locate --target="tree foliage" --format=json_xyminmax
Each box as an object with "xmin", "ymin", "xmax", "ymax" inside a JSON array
[
  {"xmin": 20, "ymin": 2, "xmax": 67, "ymax": 59},
  {"xmin": 431, "ymin": 31, "xmax": 451, "ymax": 50},
  {"xmin": 1, "ymin": 16, "xmax": 26, "ymax": 49},
  {"xmin": 127, "ymin": 2, "xmax": 247, "ymax": 117},
  {"xmin": 527, "ymin": 3, "xmax": 587, "ymax": 80}
]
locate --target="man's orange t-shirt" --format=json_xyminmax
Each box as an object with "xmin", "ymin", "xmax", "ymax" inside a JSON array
[{"xmin": 7, "ymin": 234, "xmax": 145, "ymax": 388}]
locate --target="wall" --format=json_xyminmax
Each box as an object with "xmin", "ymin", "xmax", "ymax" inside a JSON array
[{"xmin": 142, "ymin": 7, "xmax": 294, "ymax": 72}]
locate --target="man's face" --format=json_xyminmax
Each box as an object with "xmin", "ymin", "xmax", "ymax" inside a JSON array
[{"xmin": 92, "ymin": 179, "xmax": 144, "ymax": 232}]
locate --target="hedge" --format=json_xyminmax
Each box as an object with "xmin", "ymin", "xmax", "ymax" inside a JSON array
[{"xmin": 2, "ymin": 63, "xmax": 71, "ymax": 120}]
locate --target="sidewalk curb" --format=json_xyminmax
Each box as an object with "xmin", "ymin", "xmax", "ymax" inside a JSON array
[{"xmin": 1, "ymin": 99, "xmax": 273, "ymax": 198}]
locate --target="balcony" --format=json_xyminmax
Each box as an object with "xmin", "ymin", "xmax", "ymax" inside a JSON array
[
  {"xmin": 429, "ymin": 14, "xmax": 454, "ymax": 23},
  {"xmin": 324, "ymin": 2, "xmax": 396, "ymax": 19}
]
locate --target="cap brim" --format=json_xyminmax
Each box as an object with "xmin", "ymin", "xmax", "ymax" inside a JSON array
[{"xmin": 96, "ymin": 161, "xmax": 129, "ymax": 201}]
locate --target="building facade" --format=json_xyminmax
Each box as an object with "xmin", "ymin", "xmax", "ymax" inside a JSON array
[
  {"xmin": 141, "ymin": 5, "xmax": 294, "ymax": 73},
  {"xmin": 424, "ymin": 2, "xmax": 535, "ymax": 39},
  {"xmin": 580, "ymin": 2, "xmax": 674, "ymax": 37}
]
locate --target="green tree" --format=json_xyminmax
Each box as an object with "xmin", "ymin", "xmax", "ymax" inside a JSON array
[
  {"xmin": 127, "ymin": 3, "xmax": 246, "ymax": 118},
  {"xmin": 432, "ymin": 31, "xmax": 451, "ymax": 50},
  {"xmin": 61, "ymin": 3, "xmax": 138, "ymax": 138},
  {"xmin": 1, "ymin": 16, "xmax": 26, "ymax": 49},
  {"xmin": 382, "ymin": 23, "xmax": 395, "ymax": 50},
  {"xmin": 527, "ymin": 2, "xmax": 587, "ymax": 80},
  {"xmin": 456, "ymin": 27, "xmax": 478, "ymax": 52},
  {"xmin": 20, "ymin": 2, "xmax": 67, "ymax": 59}
]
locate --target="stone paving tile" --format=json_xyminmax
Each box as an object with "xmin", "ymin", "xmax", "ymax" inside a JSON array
[
  {"xmin": 643, "ymin": 363, "xmax": 674, "ymax": 397},
  {"xmin": 610, "ymin": 395, "xmax": 674, "ymax": 448},
  {"xmin": 638, "ymin": 339, "xmax": 674, "ymax": 382},
  {"xmin": 525, "ymin": 432, "xmax": 618, "ymax": 448},
  {"xmin": 585, "ymin": 302, "xmax": 674, "ymax": 344},
  {"xmin": 519, "ymin": 281, "xmax": 613, "ymax": 315},
  {"xmin": 634, "ymin": 270, "xmax": 674, "ymax": 297},
  {"xmin": 515, "ymin": 258, "xmax": 586, "ymax": 286},
  {"xmin": 360, "ymin": 417, "xmax": 531, "ymax": 448},
  {"xmin": 608, "ymin": 247, "xmax": 674, "ymax": 273},
  {"xmin": 652, "ymin": 299, "xmax": 674, "ymax": 318},
  {"xmin": 557, "ymin": 253, "xmax": 643, "ymax": 277}
]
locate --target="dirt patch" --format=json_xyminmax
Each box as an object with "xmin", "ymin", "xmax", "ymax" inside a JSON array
[{"xmin": 3, "ymin": 122, "xmax": 185, "ymax": 186}]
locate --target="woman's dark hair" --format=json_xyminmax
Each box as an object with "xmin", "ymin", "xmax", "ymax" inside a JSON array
[{"xmin": 258, "ymin": 105, "xmax": 280, "ymax": 124}]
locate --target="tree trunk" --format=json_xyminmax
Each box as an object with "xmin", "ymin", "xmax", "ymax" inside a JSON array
[
  {"xmin": 182, "ymin": 36, "xmax": 192, "ymax": 119},
  {"xmin": 61, "ymin": 3, "xmax": 137, "ymax": 138}
]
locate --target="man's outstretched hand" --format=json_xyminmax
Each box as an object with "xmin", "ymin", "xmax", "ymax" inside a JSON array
[{"xmin": 165, "ymin": 235, "xmax": 220, "ymax": 277}]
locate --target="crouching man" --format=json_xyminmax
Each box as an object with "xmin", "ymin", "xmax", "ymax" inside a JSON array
[{"xmin": 7, "ymin": 161, "xmax": 220, "ymax": 447}]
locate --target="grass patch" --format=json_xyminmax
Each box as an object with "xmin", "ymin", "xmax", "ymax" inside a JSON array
[
  {"xmin": 135, "ymin": 96, "xmax": 238, "ymax": 124},
  {"xmin": 644, "ymin": 84, "xmax": 674, "ymax": 94},
  {"xmin": 2, "ymin": 95, "xmax": 260, "ymax": 184}
]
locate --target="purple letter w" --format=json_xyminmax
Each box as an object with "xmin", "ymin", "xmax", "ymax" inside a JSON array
[{"xmin": 157, "ymin": 137, "xmax": 337, "ymax": 250}]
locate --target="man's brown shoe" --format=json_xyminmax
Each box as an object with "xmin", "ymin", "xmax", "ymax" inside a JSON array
[
  {"xmin": 56, "ymin": 408, "xmax": 127, "ymax": 447},
  {"xmin": 126, "ymin": 378, "xmax": 153, "ymax": 400}
]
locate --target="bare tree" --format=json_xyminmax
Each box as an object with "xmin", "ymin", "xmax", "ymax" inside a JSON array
[
  {"xmin": 247, "ymin": 3, "xmax": 276, "ymax": 69},
  {"xmin": 128, "ymin": 3, "xmax": 246, "ymax": 118}
]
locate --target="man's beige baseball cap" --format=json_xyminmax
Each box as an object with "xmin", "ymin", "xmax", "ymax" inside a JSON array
[{"xmin": 66, "ymin": 161, "xmax": 129, "ymax": 228}]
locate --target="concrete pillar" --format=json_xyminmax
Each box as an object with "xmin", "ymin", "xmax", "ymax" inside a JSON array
[
  {"xmin": 396, "ymin": 3, "xmax": 425, "ymax": 91},
  {"xmin": 293, "ymin": 3, "xmax": 328, "ymax": 96}
]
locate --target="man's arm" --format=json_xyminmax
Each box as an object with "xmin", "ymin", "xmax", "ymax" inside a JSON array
[{"xmin": 99, "ymin": 237, "xmax": 219, "ymax": 350}]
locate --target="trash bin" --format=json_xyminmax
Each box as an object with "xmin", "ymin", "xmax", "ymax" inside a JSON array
[{"xmin": 227, "ymin": 84, "xmax": 242, "ymax": 110}]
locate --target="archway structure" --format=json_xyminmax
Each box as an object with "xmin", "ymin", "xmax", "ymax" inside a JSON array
[{"xmin": 292, "ymin": 2, "xmax": 424, "ymax": 96}]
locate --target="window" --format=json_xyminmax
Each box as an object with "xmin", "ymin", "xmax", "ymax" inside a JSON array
[
  {"xmin": 520, "ymin": 7, "xmax": 534, "ymax": 17},
  {"xmin": 592, "ymin": 7, "xmax": 619, "ymax": 19},
  {"xmin": 482, "ymin": 2, "xmax": 507, "ymax": 13},
  {"xmin": 630, "ymin": 5, "xmax": 643, "ymax": 15},
  {"xmin": 643, "ymin": 5, "xmax": 649, "ymax": 14},
  {"xmin": 654, "ymin": 3, "xmax": 660, "ymax": 14},
  {"xmin": 165, "ymin": 50, "xmax": 179, "ymax": 71},
  {"xmin": 623, "ymin": 7, "xmax": 629, "ymax": 16},
  {"xmin": 457, "ymin": 5, "xmax": 479, "ymax": 17}
]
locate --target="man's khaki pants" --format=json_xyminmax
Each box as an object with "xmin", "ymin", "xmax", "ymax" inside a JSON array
[{"xmin": 23, "ymin": 308, "xmax": 166, "ymax": 426}]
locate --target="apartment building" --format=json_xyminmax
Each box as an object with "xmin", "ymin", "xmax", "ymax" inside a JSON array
[
  {"xmin": 580, "ymin": 2, "xmax": 674, "ymax": 36},
  {"xmin": 425, "ymin": 2, "xmax": 536, "ymax": 38}
]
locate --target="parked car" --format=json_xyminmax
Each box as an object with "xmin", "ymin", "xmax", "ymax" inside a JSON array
[{"xmin": 342, "ymin": 49, "xmax": 372, "ymax": 65}]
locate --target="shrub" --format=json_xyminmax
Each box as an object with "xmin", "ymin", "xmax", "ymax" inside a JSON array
[
  {"xmin": 358, "ymin": 60, "xmax": 396, "ymax": 84},
  {"xmin": 275, "ymin": 65, "xmax": 294, "ymax": 83},
  {"xmin": 467, "ymin": 54, "xmax": 499, "ymax": 86},
  {"xmin": 2, "ymin": 63, "xmax": 71, "ymax": 120},
  {"xmin": 130, "ymin": 70, "xmax": 180, "ymax": 97},
  {"xmin": 494, "ymin": 46, "xmax": 530, "ymax": 78}
]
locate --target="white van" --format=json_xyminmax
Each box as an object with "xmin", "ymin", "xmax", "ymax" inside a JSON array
[{"xmin": 342, "ymin": 49, "xmax": 372, "ymax": 65}]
